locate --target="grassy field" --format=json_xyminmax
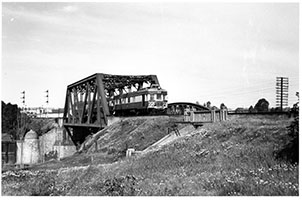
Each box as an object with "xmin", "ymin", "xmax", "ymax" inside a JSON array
[{"xmin": 1, "ymin": 115, "xmax": 299, "ymax": 196}]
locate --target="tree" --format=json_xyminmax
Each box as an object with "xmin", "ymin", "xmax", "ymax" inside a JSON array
[
  {"xmin": 235, "ymin": 107, "xmax": 245, "ymax": 113},
  {"xmin": 276, "ymin": 92, "xmax": 299, "ymax": 164},
  {"xmin": 254, "ymin": 98, "xmax": 269, "ymax": 112},
  {"xmin": 248, "ymin": 105, "xmax": 256, "ymax": 113},
  {"xmin": 291, "ymin": 92, "xmax": 299, "ymax": 117},
  {"xmin": 211, "ymin": 106, "xmax": 218, "ymax": 110},
  {"xmin": 206, "ymin": 101, "xmax": 211, "ymax": 109},
  {"xmin": 1, "ymin": 101, "xmax": 54, "ymax": 140},
  {"xmin": 1, "ymin": 101, "xmax": 19, "ymax": 139},
  {"xmin": 220, "ymin": 103, "xmax": 227, "ymax": 110}
]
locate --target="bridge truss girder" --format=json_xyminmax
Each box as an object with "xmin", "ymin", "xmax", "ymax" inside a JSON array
[{"xmin": 63, "ymin": 73, "xmax": 160, "ymax": 145}]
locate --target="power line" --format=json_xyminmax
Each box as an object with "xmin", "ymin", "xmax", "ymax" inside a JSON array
[
  {"xmin": 202, "ymin": 86, "xmax": 276, "ymax": 98},
  {"xmin": 200, "ymin": 80, "xmax": 276, "ymax": 94},
  {"xmin": 200, "ymin": 80, "xmax": 298, "ymax": 98},
  {"xmin": 199, "ymin": 76, "xmax": 299, "ymax": 96}
]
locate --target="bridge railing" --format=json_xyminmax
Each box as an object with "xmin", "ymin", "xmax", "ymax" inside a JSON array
[{"xmin": 184, "ymin": 109, "xmax": 228, "ymax": 123}]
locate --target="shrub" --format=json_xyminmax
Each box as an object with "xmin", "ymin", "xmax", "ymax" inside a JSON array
[
  {"xmin": 275, "ymin": 116, "xmax": 299, "ymax": 164},
  {"xmin": 108, "ymin": 148, "xmax": 117, "ymax": 155},
  {"xmin": 92, "ymin": 175, "xmax": 137, "ymax": 196},
  {"xmin": 29, "ymin": 171, "xmax": 57, "ymax": 196},
  {"xmin": 44, "ymin": 150, "xmax": 58, "ymax": 161}
]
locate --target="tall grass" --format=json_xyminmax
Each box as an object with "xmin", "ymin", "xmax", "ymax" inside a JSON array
[
  {"xmin": 2, "ymin": 115, "xmax": 298, "ymax": 196},
  {"xmin": 105, "ymin": 115, "xmax": 298, "ymax": 196}
]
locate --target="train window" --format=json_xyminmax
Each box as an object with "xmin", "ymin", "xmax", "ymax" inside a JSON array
[
  {"xmin": 156, "ymin": 94, "xmax": 161, "ymax": 100},
  {"xmin": 150, "ymin": 94, "xmax": 154, "ymax": 101},
  {"xmin": 136, "ymin": 95, "xmax": 142, "ymax": 102}
]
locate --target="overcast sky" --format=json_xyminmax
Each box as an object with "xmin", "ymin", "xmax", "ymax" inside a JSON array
[{"xmin": 1, "ymin": 2, "xmax": 299, "ymax": 109}]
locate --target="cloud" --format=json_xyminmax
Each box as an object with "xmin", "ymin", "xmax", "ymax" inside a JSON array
[
  {"xmin": 61, "ymin": 5, "xmax": 78, "ymax": 13},
  {"xmin": 2, "ymin": 3, "xmax": 299, "ymax": 108}
]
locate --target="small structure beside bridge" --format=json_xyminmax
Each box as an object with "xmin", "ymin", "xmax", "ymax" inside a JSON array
[
  {"xmin": 185, "ymin": 109, "xmax": 228, "ymax": 124},
  {"xmin": 167, "ymin": 102, "xmax": 228, "ymax": 127},
  {"xmin": 167, "ymin": 102, "xmax": 210, "ymax": 115}
]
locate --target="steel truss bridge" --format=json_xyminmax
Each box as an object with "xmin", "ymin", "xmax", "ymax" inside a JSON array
[{"xmin": 63, "ymin": 73, "xmax": 159, "ymax": 145}]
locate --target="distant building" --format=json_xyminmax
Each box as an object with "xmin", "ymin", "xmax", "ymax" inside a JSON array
[
  {"xmin": 235, "ymin": 107, "xmax": 249, "ymax": 113},
  {"xmin": 21, "ymin": 107, "xmax": 64, "ymax": 118}
]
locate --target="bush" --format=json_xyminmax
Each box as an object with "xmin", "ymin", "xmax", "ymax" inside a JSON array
[
  {"xmin": 45, "ymin": 150, "xmax": 58, "ymax": 161},
  {"xmin": 29, "ymin": 171, "xmax": 57, "ymax": 196},
  {"xmin": 275, "ymin": 116, "xmax": 299, "ymax": 164},
  {"xmin": 254, "ymin": 98, "xmax": 269, "ymax": 112},
  {"xmin": 92, "ymin": 175, "xmax": 137, "ymax": 196}
]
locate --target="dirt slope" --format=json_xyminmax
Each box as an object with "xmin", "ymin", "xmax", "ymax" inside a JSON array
[
  {"xmin": 80, "ymin": 116, "xmax": 186, "ymax": 156},
  {"xmin": 27, "ymin": 115, "xmax": 187, "ymax": 170}
]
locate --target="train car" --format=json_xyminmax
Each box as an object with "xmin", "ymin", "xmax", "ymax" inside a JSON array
[{"xmin": 108, "ymin": 84, "xmax": 168, "ymax": 116}]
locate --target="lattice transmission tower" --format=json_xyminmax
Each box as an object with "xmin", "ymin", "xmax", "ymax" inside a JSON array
[{"xmin": 276, "ymin": 77, "xmax": 289, "ymax": 111}]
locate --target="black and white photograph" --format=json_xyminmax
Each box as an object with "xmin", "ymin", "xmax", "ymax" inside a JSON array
[{"xmin": 1, "ymin": 1, "xmax": 299, "ymax": 196}]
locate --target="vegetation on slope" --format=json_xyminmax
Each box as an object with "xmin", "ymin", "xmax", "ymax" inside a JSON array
[
  {"xmin": 107, "ymin": 115, "xmax": 298, "ymax": 196},
  {"xmin": 2, "ymin": 115, "xmax": 298, "ymax": 196},
  {"xmin": 1, "ymin": 101, "xmax": 19, "ymax": 139},
  {"xmin": 82, "ymin": 116, "xmax": 184, "ymax": 159}
]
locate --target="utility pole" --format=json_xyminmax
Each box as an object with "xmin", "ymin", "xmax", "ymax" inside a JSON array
[
  {"xmin": 45, "ymin": 90, "xmax": 49, "ymax": 118},
  {"xmin": 20, "ymin": 91, "xmax": 26, "ymax": 138},
  {"xmin": 19, "ymin": 91, "xmax": 26, "ymax": 167},
  {"xmin": 17, "ymin": 91, "xmax": 24, "ymax": 139},
  {"xmin": 21, "ymin": 91, "xmax": 25, "ymax": 110},
  {"xmin": 276, "ymin": 77, "xmax": 289, "ymax": 111}
]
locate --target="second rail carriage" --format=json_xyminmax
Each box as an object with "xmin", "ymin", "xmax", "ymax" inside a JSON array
[{"xmin": 108, "ymin": 84, "xmax": 168, "ymax": 116}]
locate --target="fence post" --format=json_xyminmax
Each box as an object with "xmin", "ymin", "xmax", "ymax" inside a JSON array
[
  {"xmin": 192, "ymin": 111, "xmax": 195, "ymax": 122},
  {"xmin": 211, "ymin": 110, "xmax": 216, "ymax": 122},
  {"xmin": 126, "ymin": 148, "xmax": 135, "ymax": 157},
  {"xmin": 224, "ymin": 109, "xmax": 228, "ymax": 120}
]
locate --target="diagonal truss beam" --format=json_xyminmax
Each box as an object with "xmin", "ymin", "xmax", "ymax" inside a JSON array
[{"xmin": 63, "ymin": 73, "xmax": 161, "ymax": 145}]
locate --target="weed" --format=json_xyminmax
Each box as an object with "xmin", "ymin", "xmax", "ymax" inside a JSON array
[
  {"xmin": 275, "ymin": 116, "xmax": 299, "ymax": 164},
  {"xmin": 2, "ymin": 115, "xmax": 298, "ymax": 196},
  {"xmin": 91, "ymin": 175, "xmax": 137, "ymax": 196},
  {"xmin": 30, "ymin": 171, "xmax": 56, "ymax": 196}
]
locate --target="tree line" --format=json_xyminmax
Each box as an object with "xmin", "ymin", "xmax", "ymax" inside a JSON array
[{"xmin": 2, "ymin": 101, "xmax": 54, "ymax": 140}]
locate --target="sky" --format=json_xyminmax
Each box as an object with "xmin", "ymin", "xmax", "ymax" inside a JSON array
[{"xmin": 1, "ymin": 2, "xmax": 299, "ymax": 109}]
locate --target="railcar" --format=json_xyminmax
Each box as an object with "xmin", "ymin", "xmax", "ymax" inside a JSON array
[{"xmin": 108, "ymin": 84, "xmax": 168, "ymax": 116}]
